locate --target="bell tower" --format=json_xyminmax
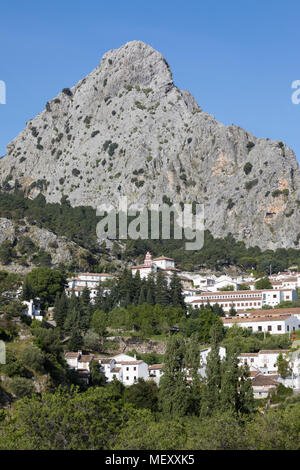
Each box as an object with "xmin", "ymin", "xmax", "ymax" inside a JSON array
[{"xmin": 144, "ymin": 251, "xmax": 152, "ymax": 267}]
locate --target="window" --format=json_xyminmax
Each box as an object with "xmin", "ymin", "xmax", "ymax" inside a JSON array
[
  {"xmin": 134, "ymin": 367, "xmax": 136, "ymax": 371},
  {"xmin": 126, "ymin": 376, "xmax": 129, "ymax": 381},
  {"xmin": 126, "ymin": 367, "xmax": 129, "ymax": 371},
  {"xmin": 268, "ymin": 325, "xmax": 272, "ymax": 331},
  {"xmin": 258, "ymin": 326, "xmax": 262, "ymax": 331},
  {"xmin": 134, "ymin": 376, "xmax": 137, "ymax": 381},
  {"xmin": 287, "ymin": 326, "xmax": 290, "ymax": 331},
  {"xmin": 277, "ymin": 325, "xmax": 282, "ymax": 331}
]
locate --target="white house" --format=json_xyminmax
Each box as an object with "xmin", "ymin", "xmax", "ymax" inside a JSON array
[
  {"xmin": 148, "ymin": 364, "xmax": 164, "ymax": 384},
  {"xmin": 22, "ymin": 300, "xmax": 43, "ymax": 321},
  {"xmin": 238, "ymin": 350, "xmax": 290, "ymax": 374},
  {"xmin": 152, "ymin": 256, "xmax": 175, "ymax": 271},
  {"xmin": 199, "ymin": 346, "xmax": 227, "ymax": 377},
  {"xmin": 251, "ymin": 374, "xmax": 280, "ymax": 399},
  {"xmin": 113, "ymin": 353, "xmax": 149, "ymax": 386},
  {"xmin": 65, "ymin": 351, "xmax": 148, "ymax": 386},
  {"xmin": 66, "ymin": 272, "xmax": 116, "ymax": 299}
]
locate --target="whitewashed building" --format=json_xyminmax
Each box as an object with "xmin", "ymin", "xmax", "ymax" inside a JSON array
[
  {"xmin": 66, "ymin": 272, "xmax": 116, "ymax": 299},
  {"xmin": 65, "ymin": 351, "xmax": 148, "ymax": 386},
  {"xmin": 22, "ymin": 300, "xmax": 43, "ymax": 321},
  {"xmin": 199, "ymin": 346, "xmax": 227, "ymax": 377},
  {"xmin": 222, "ymin": 313, "xmax": 300, "ymax": 334},
  {"xmin": 148, "ymin": 364, "xmax": 164, "ymax": 384},
  {"xmin": 187, "ymin": 288, "xmax": 297, "ymax": 312}
]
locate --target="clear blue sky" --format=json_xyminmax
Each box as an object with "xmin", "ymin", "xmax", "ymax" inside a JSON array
[{"xmin": 0, "ymin": 0, "xmax": 300, "ymax": 160}]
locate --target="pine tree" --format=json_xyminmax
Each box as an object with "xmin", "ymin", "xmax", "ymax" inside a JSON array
[
  {"xmin": 144, "ymin": 272, "xmax": 155, "ymax": 305},
  {"xmin": 80, "ymin": 286, "xmax": 90, "ymax": 308},
  {"xmin": 155, "ymin": 271, "xmax": 170, "ymax": 307},
  {"xmin": 138, "ymin": 284, "xmax": 146, "ymax": 304},
  {"xmin": 22, "ymin": 277, "xmax": 34, "ymax": 301},
  {"xmin": 169, "ymin": 272, "xmax": 185, "ymax": 309},
  {"xmin": 69, "ymin": 329, "xmax": 83, "ymax": 351},
  {"xmin": 53, "ymin": 292, "xmax": 68, "ymax": 330}
]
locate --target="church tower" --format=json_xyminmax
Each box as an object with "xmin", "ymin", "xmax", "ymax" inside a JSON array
[{"xmin": 144, "ymin": 251, "xmax": 152, "ymax": 267}]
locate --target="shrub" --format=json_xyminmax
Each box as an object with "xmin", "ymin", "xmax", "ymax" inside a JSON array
[
  {"xmin": 243, "ymin": 162, "xmax": 253, "ymax": 175},
  {"xmin": 62, "ymin": 88, "xmax": 72, "ymax": 97},
  {"xmin": 91, "ymin": 131, "xmax": 100, "ymax": 138},
  {"xmin": 9, "ymin": 377, "xmax": 36, "ymax": 398},
  {"xmin": 22, "ymin": 345, "xmax": 45, "ymax": 374},
  {"xmin": 72, "ymin": 169, "xmax": 81, "ymax": 177},
  {"xmin": 245, "ymin": 179, "xmax": 258, "ymax": 191},
  {"xmin": 246, "ymin": 142, "xmax": 255, "ymax": 152}
]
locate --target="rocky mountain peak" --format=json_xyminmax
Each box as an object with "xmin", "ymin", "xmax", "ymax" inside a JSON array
[{"xmin": 0, "ymin": 41, "xmax": 300, "ymax": 250}]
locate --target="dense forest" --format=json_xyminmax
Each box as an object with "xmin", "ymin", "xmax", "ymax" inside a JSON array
[
  {"xmin": 0, "ymin": 329, "xmax": 299, "ymax": 450},
  {"xmin": 0, "ymin": 189, "xmax": 300, "ymax": 273}
]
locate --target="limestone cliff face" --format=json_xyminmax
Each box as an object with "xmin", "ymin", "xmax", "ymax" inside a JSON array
[{"xmin": 1, "ymin": 40, "xmax": 300, "ymax": 249}]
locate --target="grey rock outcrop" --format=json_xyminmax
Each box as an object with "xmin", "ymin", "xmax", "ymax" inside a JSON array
[{"xmin": 0, "ymin": 40, "xmax": 299, "ymax": 249}]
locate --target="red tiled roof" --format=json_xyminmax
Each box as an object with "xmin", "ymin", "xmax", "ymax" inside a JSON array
[
  {"xmin": 222, "ymin": 314, "xmax": 291, "ymax": 323},
  {"xmin": 239, "ymin": 353, "xmax": 259, "ymax": 357},
  {"xmin": 77, "ymin": 272, "xmax": 114, "ymax": 277},
  {"xmin": 192, "ymin": 297, "xmax": 262, "ymax": 303},
  {"xmin": 243, "ymin": 307, "xmax": 300, "ymax": 316},
  {"xmin": 259, "ymin": 350, "xmax": 289, "ymax": 354},
  {"xmin": 252, "ymin": 375, "xmax": 279, "ymax": 386},
  {"xmin": 117, "ymin": 360, "xmax": 144, "ymax": 365}
]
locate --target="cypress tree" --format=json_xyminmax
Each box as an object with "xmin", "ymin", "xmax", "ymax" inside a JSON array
[
  {"xmin": 159, "ymin": 335, "xmax": 189, "ymax": 417},
  {"xmin": 185, "ymin": 334, "xmax": 201, "ymax": 415},
  {"xmin": 220, "ymin": 351, "xmax": 239, "ymax": 413},
  {"xmin": 200, "ymin": 326, "xmax": 222, "ymax": 417},
  {"xmin": 238, "ymin": 364, "xmax": 255, "ymax": 414}
]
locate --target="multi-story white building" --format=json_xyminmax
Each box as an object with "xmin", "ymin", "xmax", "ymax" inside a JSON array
[
  {"xmin": 238, "ymin": 347, "xmax": 300, "ymax": 391},
  {"xmin": 187, "ymin": 288, "xmax": 297, "ymax": 312},
  {"xmin": 222, "ymin": 312, "xmax": 300, "ymax": 334},
  {"xmin": 66, "ymin": 272, "xmax": 116, "ymax": 299},
  {"xmin": 65, "ymin": 352, "xmax": 148, "ymax": 386},
  {"xmin": 238, "ymin": 350, "xmax": 290, "ymax": 374}
]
